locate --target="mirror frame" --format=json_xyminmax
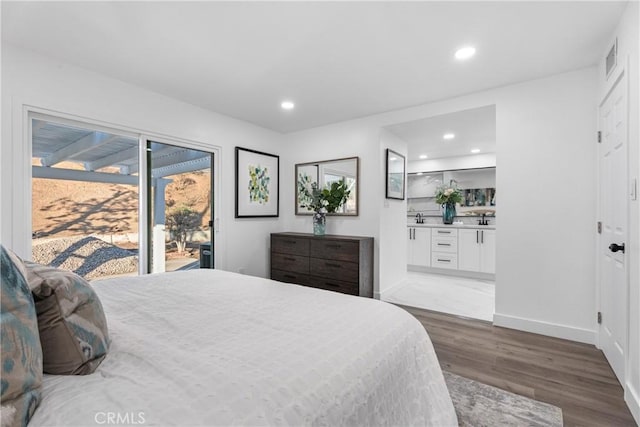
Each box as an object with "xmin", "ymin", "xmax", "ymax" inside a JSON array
[{"xmin": 295, "ymin": 156, "xmax": 359, "ymax": 216}]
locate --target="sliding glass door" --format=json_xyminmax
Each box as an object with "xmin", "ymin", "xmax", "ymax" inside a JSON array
[
  {"xmin": 30, "ymin": 114, "xmax": 216, "ymax": 278},
  {"xmin": 147, "ymin": 141, "xmax": 214, "ymax": 273}
]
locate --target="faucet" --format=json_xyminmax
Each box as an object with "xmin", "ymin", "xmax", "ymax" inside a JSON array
[
  {"xmin": 478, "ymin": 213, "xmax": 489, "ymax": 226},
  {"xmin": 415, "ymin": 213, "xmax": 424, "ymax": 224}
]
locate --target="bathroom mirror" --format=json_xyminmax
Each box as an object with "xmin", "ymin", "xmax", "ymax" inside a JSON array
[
  {"xmin": 407, "ymin": 167, "xmax": 496, "ymax": 216},
  {"xmin": 295, "ymin": 157, "xmax": 359, "ymax": 216}
]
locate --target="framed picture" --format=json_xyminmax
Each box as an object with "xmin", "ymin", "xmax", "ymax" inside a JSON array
[
  {"xmin": 385, "ymin": 149, "xmax": 405, "ymax": 200},
  {"xmin": 235, "ymin": 147, "xmax": 279, "ymax": 218}
]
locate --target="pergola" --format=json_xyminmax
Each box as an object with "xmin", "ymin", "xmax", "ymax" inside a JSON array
[{"xmin": 31, "ymin": 118, "xmax": 211, "ymax": 272}]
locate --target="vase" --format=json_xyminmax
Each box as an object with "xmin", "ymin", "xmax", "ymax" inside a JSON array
[
  {"xmin": 313, "ymin": 212, "xmax": 326, "ymax": 236},
  {"xmin": 442, "ymin": 202, "xmax": 456, "ymax": 224}
]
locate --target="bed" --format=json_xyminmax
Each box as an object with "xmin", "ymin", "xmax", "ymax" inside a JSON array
[{"xmin": 28, "ymin": 269, "xmax": 457, "ymax": 426}]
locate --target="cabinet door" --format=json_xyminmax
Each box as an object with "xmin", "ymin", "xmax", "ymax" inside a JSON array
[
  {"xmin": 458, "ymin": 228, "xmax": 481, "ymax": 272},
  {"xmin": 480, "ymin": 229, "xmax": 496, "ymax": 273},
  {"xmin": 408, "ymin": 227, "xmax": 431, "ymax": 267}
]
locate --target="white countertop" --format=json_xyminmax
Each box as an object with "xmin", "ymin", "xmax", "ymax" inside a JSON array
[{"xmin": 407, "ymin": 223, "xmax": 496, "ymax": 230}]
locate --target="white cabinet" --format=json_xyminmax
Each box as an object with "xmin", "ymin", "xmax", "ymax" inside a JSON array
[
  {"xmin": 458, "ymin": 228, "xmax": 496, "ymax": 273},
  {"xmin": 431, "ymin": 228, "xmax": 458, "ymax": 269},
  {"xmin": 407, "ymin": 227, "xmax": 431, "ymax": 267}
]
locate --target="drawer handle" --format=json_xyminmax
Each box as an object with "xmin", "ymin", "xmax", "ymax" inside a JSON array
[
  {"xmin": 324, "ymin": 282, "xmax": 340, "ymax": 287},
  {"xmin": 437, "ymin": 243, "xmax": 451, "ymax": 246},
  {"xmin": 437, "ymin": 259, "xmax": 451, "ymax": 262},
  {"xmin": 284, "ymin": 240, "xmax": 297, "ymax": 244},
  {"xmin": 438, "ymin": 231, "xmax": 451, "ymax": 234},
  {"xmin": 284, "ymin": 257, "xmax": 296, "ymax": 262},
  {"xmin": 326, "ymin": 263, "xmax": 341, "ymax": 269},
  {"xmin": 284, "ymin": 274, "xmax": 296, "ymax": 279},
  {"xmin": 325, "ymin": 244, "xmax": 342, "ymax": 249}
]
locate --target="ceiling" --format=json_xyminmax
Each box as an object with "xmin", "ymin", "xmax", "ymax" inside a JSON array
[
  {"xmin": 2, "ymin": 1, "xmax": 627, "ymax": 133},
  {"xmin": 386, "ymin": 105, "xmax": 496, "ymax": 161}
]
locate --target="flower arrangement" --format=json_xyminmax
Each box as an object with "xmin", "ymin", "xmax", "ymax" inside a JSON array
[
  {"xmin": 435, "ymin": 183, "xmax": 463, "ymax": 205},
  {"xmin": 299, "ymin": 179, "xmax": 351, "ymax": 213}
]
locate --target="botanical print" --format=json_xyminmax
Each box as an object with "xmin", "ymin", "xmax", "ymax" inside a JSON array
[
  {"xmin": 297, "ymin": 172, "xmax": 314, "ymax": 208},
  {"xmin": 248, "ymin": 165, "xmax": 270, "ymax": 204}
]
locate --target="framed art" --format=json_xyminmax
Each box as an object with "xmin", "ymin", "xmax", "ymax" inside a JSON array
[
  {"xmin": 385, "ymin": 149, "xmax": 405, "ymax": 200},
  {"xmin": 235, "ymin": 147, "xmax": 279, "ymax": 218}
]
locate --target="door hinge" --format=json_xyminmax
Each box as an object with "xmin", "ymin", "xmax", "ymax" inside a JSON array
[
  {"xmin": 597, "ymin": 311, "xmax": 602, "ymax": 324},
  {"xmin": 597, "ymin": 131, "xmax": 602, "ymax": 143},
  {"xmin": 597, "ymin": 221, "xmax": 602, "ymax": 234}
]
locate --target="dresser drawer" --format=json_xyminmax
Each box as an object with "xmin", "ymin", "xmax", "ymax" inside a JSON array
[
  {"xmin": 309, "ymin": 239, "xmax": 359, "ymax": 263},
  {"xmin": 432, "ymin": 235, "xmax": 457, "ymax": 253},
  {"xmin": 431, "ymin": 253, "xmax": 458, "ymax": 269},
  {"xmin": 306, "ymin": 276, "xmax": 359, "ymax": 296},
  {"xmin": 309, "ymin": 258, "xmax": 359, "ymax": 283},
  {"xmin": 271, "ymin": 253, "xmax": 309, "ymax": 274},
  {"xmin": 271, "ymin": 235, "xmax": 310, "ymax": 256},
  {"xmin": 271, "ymin": 269, "xmax": 310, "ymax": 285}
]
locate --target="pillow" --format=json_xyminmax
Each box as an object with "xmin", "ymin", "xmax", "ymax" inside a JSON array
[
  {"xmin": 0, "ymin": 246, "xmax": 42, "ymax": 427},
  {"xmin": 24, "ymin": 262, "xmax": 110, "ymax": 375}
]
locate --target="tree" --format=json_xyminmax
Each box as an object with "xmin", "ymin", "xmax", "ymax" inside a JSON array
[{"xmin": 165, "ymin": 205, "xmax": 201, "ymax": 254}]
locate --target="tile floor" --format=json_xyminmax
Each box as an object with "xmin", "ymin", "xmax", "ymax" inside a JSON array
[{"xmin": 382, "ymin": 271, "xmax": 495, "ymax": 322}]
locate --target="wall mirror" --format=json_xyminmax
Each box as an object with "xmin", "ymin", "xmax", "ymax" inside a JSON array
[
  {"xmin": 407, "ymin": 167, "xmax": 496, "ymax": 216},
  {"xmin": 295, "ymin": 157, "xmax": 359, "ymax": 216}
]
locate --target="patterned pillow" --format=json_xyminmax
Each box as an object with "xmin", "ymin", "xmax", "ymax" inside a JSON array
[
  {"xmin": 24, "ymin": 262, "xmax": 110, "ymax": 375},
  {"xmin": 0, "ymin": 246, "xmax": 42, "ymax": 427}
]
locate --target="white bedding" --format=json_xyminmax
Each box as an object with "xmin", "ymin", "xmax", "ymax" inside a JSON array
[{"xmin": 29, "ymin": 269, "xmax": 457, "ymax": 426}]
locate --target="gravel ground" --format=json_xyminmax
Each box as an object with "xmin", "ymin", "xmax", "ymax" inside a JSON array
[{"xmin": 32, "ymin": 236, "xmax": 138, "ymax": 279}]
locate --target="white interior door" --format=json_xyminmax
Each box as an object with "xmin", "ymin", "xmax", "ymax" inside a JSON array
[{"xmin": 598, "ymin": 71, "xmax": 628, "ymax": 385}]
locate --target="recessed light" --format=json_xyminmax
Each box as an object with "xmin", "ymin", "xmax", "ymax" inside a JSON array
[
  {"xmin": 443, "ymin": 133, "xmax": 455, "ymax": 140},
  {"xmin": 471, "ymin": 148, "xmax": 480, "ymax": 154},
  {"xmin": 417, "ymin": 172, "xmax": 423, "ymax": 176},
  {"xmin": 455, "ymin": 46, "xmax": 476, "ymax": 60},
  {"xmin": 419, "ymin": 154, "xmax": 428, "ymax": 159},
  {"xmin": 281, "ymin": 101, "xmax": 295, "ymax": 110}
]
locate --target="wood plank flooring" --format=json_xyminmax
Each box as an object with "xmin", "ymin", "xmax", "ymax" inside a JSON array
[{"xmin": 399, "ymin": 305, "xmax": 637, "ymax": 427}]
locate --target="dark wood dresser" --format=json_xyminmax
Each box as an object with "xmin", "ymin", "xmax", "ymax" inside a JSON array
[{"xmin": 270, "ymin": 232, "xmax": 374, "ymax": 297}]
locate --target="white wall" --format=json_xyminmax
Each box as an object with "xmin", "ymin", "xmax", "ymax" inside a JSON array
[
  {"xmin": 1, "ymin": 44, "xmax": 283, "ymax": 278},
  {"xmin": 378, "ymin": 130, "xmax": 408, "ymax": 298},
  {"xmin": 598, "ymin": 1, "xmax": 640, "ymax": 423}
]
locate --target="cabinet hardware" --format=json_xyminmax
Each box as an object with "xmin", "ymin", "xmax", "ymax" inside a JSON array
[
  {"xmin": 325, "ymin": 282, "xmax": 340, "ymax": 287},
  {"xmin": 284, "ymin": 274, "xmax": 296, "ymax": 279},
  {"xmin": 326, "ymin": 263, "xmax": 341, "ymax": 268},
  {"xmin": 437, "ymin": 243, "xmax": 451, "ymax": 246},
  {"xmin": 325, "ymin": 244, "xmax": 342, "ymax": 249},
  {"xmin": 284, "ymin": 240, "xmax": 297, "ymax": 244},
  {"xmin": 481, "ymin": 230, "xmax": 484, "ymax": 244},
  {"xmin": 437, "ymin": 259, "xmax": 451, "ymax": 262},
  {"xmin": 476, "ymin": 230, "xmax": 479, "ymax": 244},
  {"xmin": 437, "ymin": 231, "xmax": 451, "ymax": 234},
  {"xmin": 284, "ymin": 257, "xmax": 296, "ymax": 262}
]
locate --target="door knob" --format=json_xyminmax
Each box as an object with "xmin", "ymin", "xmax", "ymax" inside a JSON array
[{"xmin": 609, "ymin": 243, "xmax": 625, "ymax": 253}]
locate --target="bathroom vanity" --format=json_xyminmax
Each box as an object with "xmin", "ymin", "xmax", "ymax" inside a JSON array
[{"xmin": 407, "ymin": 223, "xmax": 495, "ymax": 278}]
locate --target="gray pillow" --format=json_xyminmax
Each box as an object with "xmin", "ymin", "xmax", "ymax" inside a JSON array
[
  {"xmin": 0, "ymin": 246, "xmax": 42, "ymax": 427},
  {"xmin": 24, "ymin": 262, "xmax": 110, "ymax": 375}
]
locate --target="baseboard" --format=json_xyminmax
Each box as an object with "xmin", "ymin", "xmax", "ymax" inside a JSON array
[
  {"xmin": 493, "ymin": 313, "xmax": 595, "ymax": 345},
  {"xmin": 626, "ymin": 380, "xmax": 640, "ymax": 425},
  {"xmin": 377, "ymin": 277, "xmax": 407, "ymax": 301}
]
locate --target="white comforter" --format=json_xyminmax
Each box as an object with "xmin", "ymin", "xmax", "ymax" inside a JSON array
[{"xmin": 30, "ymin": 269, "xmax": 457, "ymax": 426}]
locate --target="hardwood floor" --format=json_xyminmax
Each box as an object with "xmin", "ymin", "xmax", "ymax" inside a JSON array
[{"xmin": 400, "ymin": 305, "xmax": 637, "ymax": 427}]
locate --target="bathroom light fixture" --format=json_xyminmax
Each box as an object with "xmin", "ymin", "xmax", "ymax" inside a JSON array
[
  {"xmin": 455, "ymin": 46, "xmax": 476, "ymax": 60},
  {"xmin": 281, "ymin": 101, "xmax": 295, "ymax": 110},
  {"xmin": 419, "ymin": 154, "xmax": 428, "ymax": 159},
  {"xmin": 470, "ymin": 148, "xmax": 480, "ymax": 154},
  {"xmin": 443, "ymin": 133, "xmax": 455, "ymax": 140}
]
